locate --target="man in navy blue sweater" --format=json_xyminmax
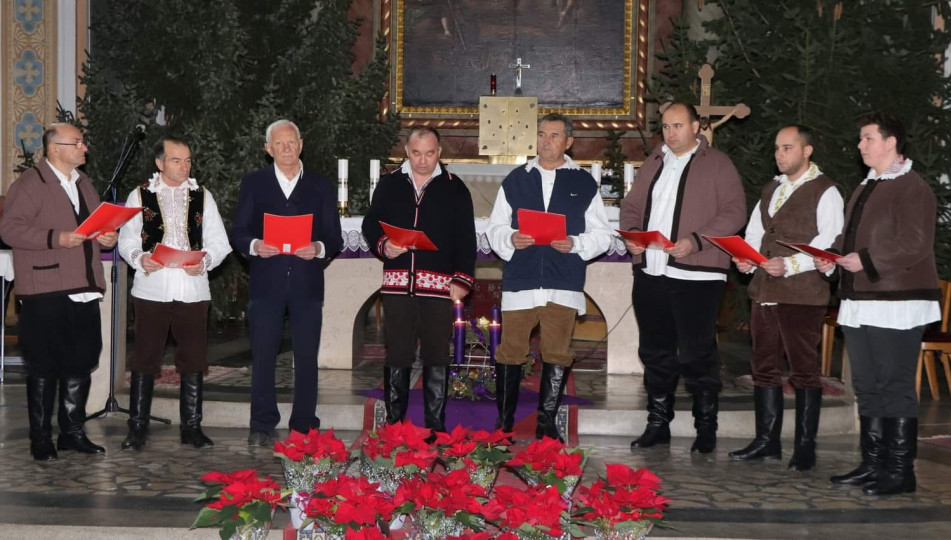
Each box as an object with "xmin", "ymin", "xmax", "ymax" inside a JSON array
[
  {"xmin": 486, "ymin": 114, "xmax": 612, "ymax": 441},
  {"xmin": 231, "ymin": 119, "xmax": 343, "ymax": 446}
]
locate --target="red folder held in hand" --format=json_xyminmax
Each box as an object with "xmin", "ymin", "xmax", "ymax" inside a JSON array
[
  {"xmin": 264, "ymin": 213, "xmax": 313, "ymax": 254},
  {"xmin": 75, "ymin": 203, "xmax": 142, "ymax": 238},
  {"xmin": 616, "ymin": 230, "xmax": 674, "ymax": 249},
  {"xmin": 517, "ymin": 209, "xmax": 567, "ymax": 246},
  {"xmin": 379, "ymin": 222, "xmax": 437, "ymax": 251},
  {"xmin": 150, "ymin": 244, "xmax": 206, "ymax": 268},
  {"xmin": 701, "ymin": 235, "xmax": 768, "ymax": 265},
  {"xmin": 776, "ymin": 241, "xmax": 842, "ymax": 261}
]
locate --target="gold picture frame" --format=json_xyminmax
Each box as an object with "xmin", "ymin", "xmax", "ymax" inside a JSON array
[{"xmin": 381, "ymin": 0, "xmax": 649, "ymax": 131}]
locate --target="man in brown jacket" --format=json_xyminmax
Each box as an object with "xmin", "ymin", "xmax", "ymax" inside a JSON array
[
  {"xmin": 728, "ymin": 125, "xmax": 843, "ymax": 471},
  {"xmin": 0, "ymin": 123, "xmax": 118, "ymax": 460},
  {"xmin": 619, "ymin": 102, "xmax": 746, "ymax": 454}
]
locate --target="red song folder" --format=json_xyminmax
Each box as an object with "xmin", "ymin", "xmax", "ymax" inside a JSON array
[
  {"xmin": 776, "ymin": 241, "xmax": 842, "ymax": 261},
  {"xmin": 701, "ymin": 235, "xmax": 768, "ymax": 265},
  {"xmin": 263, "ymin": 213, "xmax": 313, "ymax": 254},
  {"xmin": 75, "ymin": 203, "xmax": 142, "ymax": 238},
  {"xmin": 379, "ymin": 221, "xmax": 438, "ymax": 251},
  {"xmin": 517, "ymin": 209, "xmax": 567, "ymax": 246},
  {"xmin": 616, "ymin": 230, "xmax": 675, "ymax": 249},
  {"xmin": 150, "ymin": 244, "xmax": 206, "ymax": 268}
]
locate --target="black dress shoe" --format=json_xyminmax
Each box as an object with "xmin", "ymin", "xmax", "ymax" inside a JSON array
[
  {"xmin": 691, "ymin": 431, "xmax": 716, "ymax": 454},
  {"xmin": 630, "ymin": 423, "xmax": 671, "ymax": 450},
  {"xmin": 30, "ymin": 439, "xmax": 58, "ymax": 461},
  {"xmin": 248, "ymin": 430, "xmax": 277, "ymax": 447},
  {"xmin": 57, "ymin": 433, "xmax": 106, "ymax": 454}
]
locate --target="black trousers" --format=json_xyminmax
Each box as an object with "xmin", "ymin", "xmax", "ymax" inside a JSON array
[
  {"xmin": 131, "ymin": 298, "xmax": 209, "ymax": 375},
  {"xmin": 843, "ymin": 324, "xmax": 925, "ymax": 418},
  {"xmin": 19, "ymin": 295, "xmax": 101, "ymax": 378},
  {"xmin": 382, "ymin": 295, "xmax": 452, "ymax": 367},
  {"xmin": 633, "ymin": 270, "xmax": 725, "ymax": 395},
  {"xmin": 248, "ymin": 288, "xmax": 323, "ymax": 434}
]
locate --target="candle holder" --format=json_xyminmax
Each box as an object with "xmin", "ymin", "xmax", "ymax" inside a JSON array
[{"xmin": 337, "ymin": 200, "xmax": 350, "ymax": 217}]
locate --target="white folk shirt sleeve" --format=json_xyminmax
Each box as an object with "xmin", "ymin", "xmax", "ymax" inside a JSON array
[
  {"xmin": 118, "ymin": 188, "xmax": 147, "ymax": 272},
  {"xmin": 199, "ymin": 189, "xmax": 233, "ymax": 273},
  {"xmin": 486, "ymin": 187, "xmax": 516, "ymax": 262},
  {"xmin": 782, "ymin": 186, "xmax": 844, "ymax": 277},
  {"xmin": 570, "ymin": 193, "xmax": 613, "ymax": 260},
  {"xmin": 742, "ymin": 201, "xmax": 765, "ymax": 275}
]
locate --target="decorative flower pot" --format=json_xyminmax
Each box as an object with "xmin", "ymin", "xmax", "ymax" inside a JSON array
[
  {"xmin": 228, "ymin": 521, "xmax": 271, "ymax": 540},
  {"xmin": 593, "ymin": 522, "xmax": 654, "ymax": 540},
  {"xmin": 289, "ymin": 491, "xmax": 314, "ymax": 530},
  {"xmin": 468, "ymin": 464, "xmax": 499, "ymax": 489},
  {"xmin": 359, "ymin": 455, "xmax": 418, "ymax": 494},
  {"xmin": 413, "ymin": 510, "xmax": 466, "ymax": 540}
]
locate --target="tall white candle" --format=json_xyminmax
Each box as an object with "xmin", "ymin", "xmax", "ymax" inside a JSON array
[
  {"xmin": 623, "ymin": 163, "xmax": 635, "ymax": 195},
  {"xmin": 590, "ymin": 162, "xmax": 602, "ymax": 185},
  {"xmin": 369, "ymin": 159, "xmax": 380, "ymax": 201},
  {"xmin": 337, "ymin": 158, "xmax": 349, "ymax": 180},
  {"xmin": 338, "ymin": 179, "xmax": 348, "ymax": 203}
]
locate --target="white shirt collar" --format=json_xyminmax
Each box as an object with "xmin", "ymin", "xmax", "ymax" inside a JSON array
[
  {"xmin": 661, "ymin": 140, "xmax": 701, "ymax": 161},
  {"xmin": 400, "ymin": 160, "xmax": 442, "ymax": 184},
  {"xmin": 864, "ymin": 157, "xmax": 913, "ymax": 182},
  {"xmin": 45, "ymin": 159, "xmax": 79, "ymax": 184},
  {"xmin": 146, "ymin": 171, "xmax": 198, "ymax": 193},
  {"xmin": 774, "ymin": 162, "xmax": 822, "ymax": 186},
  {"xmin": 525, "ymin": 154, "xmax": 581, "ymax": 173},
  {"xmin": 273, "ymin": 160, "xmax": 304, "ymax": 183}
]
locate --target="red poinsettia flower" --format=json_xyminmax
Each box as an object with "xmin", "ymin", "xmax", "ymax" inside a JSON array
[
  {"xmin": 344, "ymin": 528, "xmax": 387, "ymax": 540},
  {"xmin": 487, "ymin": 484, "xmax": 566, "ymax": 537},
  {"xmin": 604, "ymin": 463, "xmax": 662, "ymax": 491},
  {"xmin": 200, "ymin": 468, "xmax": 259, "ymax": 485}
]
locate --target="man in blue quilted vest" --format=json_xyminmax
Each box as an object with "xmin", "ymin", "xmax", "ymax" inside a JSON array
[{"xmin": 486, "ymin": 113, "xmax": 612, "ymax": 441}]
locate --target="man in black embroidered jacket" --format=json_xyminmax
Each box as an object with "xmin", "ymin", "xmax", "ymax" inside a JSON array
[{"xmin": 362, "ymin": 126, "xmax": 476, "ymax": 435}]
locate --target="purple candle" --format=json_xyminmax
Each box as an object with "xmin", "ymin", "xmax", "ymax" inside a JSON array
[
  {"xmin": 489, "ymin": 321, "xmax": 501, "ymax": 362},
  {"xmin": 454, "ymin": 320, "xmax": 467, "ymax": 364},
  {"xmin": 453, "ymin": 300, "xmax": 465, "ymax": 321},
  {"xmin": 490, "ymin": 304, "xmax": 501, "ymax": 323}
]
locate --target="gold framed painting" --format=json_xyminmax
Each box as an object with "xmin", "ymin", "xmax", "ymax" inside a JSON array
[{"xmin": 381, "ymin": 0, "xmax": 649, "ymax": 131}]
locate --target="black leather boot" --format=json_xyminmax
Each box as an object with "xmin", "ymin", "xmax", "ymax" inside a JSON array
[
  {"xmin": 122, "ymin": 372, "xmax": 154, "ymax": 450},
  {"xmin": 27, "ymin": 376, "xmax": 57, "ymax": 461},
  {"xmin": 494, "ymin": 363, "xmax": 523, "ymax": 438},
  {"xmin": 180, "ymin": 372, "xmax": 214, "ymax": 448},
  {"xmin": 536, "ymin": 362, "xmax": 569, "ymax": 442},
  {"xmin": 788, "ymin": 387, "xmax": 822, "ymax": 471},
  {"xmin": 690, "ymin": 390, "xmax": 718, "ymax": 454},
  {"xmin": 56, "ymin": 376, "xmax": 105, "ymax": 454},
  {"xmin": 631, "ymin": 394, "xmax": 675, "ymax": 449},
  {"xmin": 830, "ymin": 416, "xmax": 885, "ymax": 485},
  {"xmin": 863, "ymin": 417, "xmax": 917, "ymax": 496},
  {"xmin": 384, "ymin": 366, "xmax": 412, "ymax": 424},
  {"xmin": 729, "ymin": 385, "xmax": 783, "ymax": 461},
  {"xmin": 423, "ymin": 365, "xmax": 449, "ymax": 439}
]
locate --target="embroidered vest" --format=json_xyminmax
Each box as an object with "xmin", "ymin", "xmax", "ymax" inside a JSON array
[
  {"xmin": 138, "ymin": 185, "xmax": 204, "ymax": 252},
  {"xmin": 747, "ymin": 174, "xmax": 835, "ymax": 306}
]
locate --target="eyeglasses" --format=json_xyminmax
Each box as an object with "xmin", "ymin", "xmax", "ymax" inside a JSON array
[{"xmin": 51, "ymin": 140, "xmax": 87, "ymax": 149}]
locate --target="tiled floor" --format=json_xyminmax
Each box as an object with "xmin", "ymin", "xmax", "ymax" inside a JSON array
[{"xmin": 2, "ymin": 328, "xmax": 951, "ymax": 538}]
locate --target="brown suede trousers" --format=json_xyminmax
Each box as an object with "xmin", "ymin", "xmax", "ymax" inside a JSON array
[{"xmin": 496, "ymin": 302, "xmax": 577, "ymax": 367}]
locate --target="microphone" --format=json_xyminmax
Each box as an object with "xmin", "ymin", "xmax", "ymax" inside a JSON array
[{"xmin": 132, "ymin": 123, "xmax": 147, "ymax": 140}]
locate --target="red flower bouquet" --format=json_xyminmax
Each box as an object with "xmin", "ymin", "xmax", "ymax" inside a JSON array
[
  {"xmin": 435, "ymin": 425, "xmax": 512, "ymax": 488},
  {"xmin": 359, "ymin": 420, "xmax": 438, "ymax": 493},
  {"xmin": 572, "ymin": 464, "xmax": 669, "ymax": 539},
  {"xmin": 482, "ymin": 484, "xmax": 580, "ymax": 539},
  {"xmin": 303, "ymin": 475, "xmax": 395, "ymax": 538},
  {"xmin": 393, "ymin": 468, "xmax": 489, "ymax": 538},
  {"xmin": 506, "ymin": 437, "xmax": 588, "ymax": 497},
  {"xmin": 192, "ymin": 468, "xmax": 286, "ymax": 540},
  {"xmin": 274, "ymin": 428, "xmax": 350, "ymax": 490}
]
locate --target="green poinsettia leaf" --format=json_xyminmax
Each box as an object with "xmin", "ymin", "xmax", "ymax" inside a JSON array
[
  {"xmin": 191, "ymin": 506, "xmax": 219, "ymax": 529},
  {"xmin": 395, "ymin": 501, "xmax": 416, "ymax": 514},
  {"xmin": 219, "ymin": 520, "xmax": 237, "ymax": 540},
  {"xmin": 565, "ymin": 522, "xmax": 587, "ymax": 538},
  {"xmin": 247, "ymin": 500, "xmax": 273, "ymax": 523},
  {"xmin": 456, "ymin": 512, "xmax": 483, "ymax": 530},
  {"xmin": 194, "ymin": 485, "xmax": 222, "ymax": 502}
]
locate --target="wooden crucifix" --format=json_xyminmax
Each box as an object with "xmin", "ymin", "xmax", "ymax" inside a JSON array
[{"xmin": 660, "ymin": 64, "xmax": 751, "ymax": 146}]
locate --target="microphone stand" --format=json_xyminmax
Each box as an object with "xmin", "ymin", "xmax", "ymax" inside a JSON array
[{"xmin": 88, "ymin": 127, "xmax": 170, "ymax": 425}]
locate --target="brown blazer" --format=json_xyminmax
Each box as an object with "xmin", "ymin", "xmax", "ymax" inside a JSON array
[
  {"xmin": 619, "ymin": 134, "xmax": 747, "ymax": 275},
  {"xmin": 0, "ymin": 160, "xmax": 106, "ymax": 298}
]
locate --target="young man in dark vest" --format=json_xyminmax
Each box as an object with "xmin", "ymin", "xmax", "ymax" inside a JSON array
[
  {"xmin": 0, "ymin": 123, "xmax": 118, "ymax": 460},
  {"xmin": 362, "ymin": 126, "xmax": 476, "ymax": 435},
  {"xmin": 486, "ymin": 113, "xmax": 612, "ymax": 441},
  {"xmin": 728, "ymin": 125, "xmax": 843, "ymax": 471},
  {"xmin": 117, "ymin": 136, "xmax": 232, "ymax": 450}
]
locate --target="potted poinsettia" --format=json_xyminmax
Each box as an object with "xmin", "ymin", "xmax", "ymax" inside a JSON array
[
  {"xmin": 482, "ymin": 484, "xmax": 583, "ymax": 540},
  {"xmin": 358, "ymin": 420, "xmax": 438, "ymax": 494},
  {"xmin": 302, "ymin": 475, "xmax": 395, "ymax": 539},
  {"xmin": 393, "ymin": 468, "xmax": 488, "ymax": 539},
  {"xmin": 191, "ymin": 468, "xmax": 286, "ymax": 540},
  {"xmin": 435, "ymin": 425, "xmax": 512, "ymax": 488},
  {"xmin": 506, "ymin": 437, "xmax": 588, "ymax": 498},
  {"xmin": 572, "ymin": 464, "xmax": 670, "ymax": 540},
  {"xmin": 273, "ymin": 428, "xmax": 350, "ymax": 527}
]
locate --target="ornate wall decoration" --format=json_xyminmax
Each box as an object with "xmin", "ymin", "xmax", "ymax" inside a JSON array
[{"xmin": 2, "ymin": 0, "xmax": 58, "ymax": 190}]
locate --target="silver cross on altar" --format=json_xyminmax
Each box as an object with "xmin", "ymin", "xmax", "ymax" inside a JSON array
[{"xmin": 509, "ymin": 57, "xmax": 531, "ymax": 95}]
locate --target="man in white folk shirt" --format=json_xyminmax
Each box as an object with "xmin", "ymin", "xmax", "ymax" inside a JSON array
[
  {"xmin": 728, "ymin": 125, "xmax": 843, "ymax": 471},
  {"xmin": 486, "ymin": 113, "xmax": 612, "ymax": 441},
  {"xmin": 619, "ymin": 102, "xmax": 747, "ymax": 454},
  {"xmin": 118, "ymin": 136, "xmax": 232, "ymax": 450}
]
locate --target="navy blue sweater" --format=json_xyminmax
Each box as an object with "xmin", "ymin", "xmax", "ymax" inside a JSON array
[{"xmin": 500, "ymin": 165, "xmax": 597, "ymax": 293}]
